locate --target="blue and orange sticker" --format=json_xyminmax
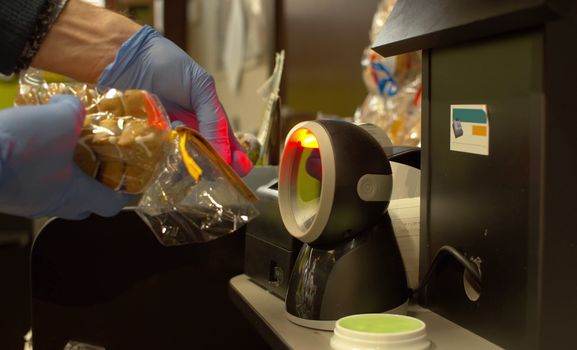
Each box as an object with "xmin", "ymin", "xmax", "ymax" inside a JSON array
[{"xmin": 450, "ymin": 105, "xmax": 489, "ymax": 156}]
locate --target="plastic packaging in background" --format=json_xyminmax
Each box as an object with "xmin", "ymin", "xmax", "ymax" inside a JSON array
[
  {"xmin": 23, "ymin": 330, "xmax": 32, "ymax": 350},
  {"xmin": 354, "ymin": 0, "xmax": 422, "ymax": 147},
  {"xmin": 236, "ymin": 131, "xmax": 261, "ymax": 165},
  {"xmin": 137, "ymin": 126, "xmax": 259, "ymax": 246},
  {"xmin": 234, "ymin": 50, "xmax": 285, "ymax": 165},
  {"xmin": 14, "ymin": 69, "xmax": 171, "ymax": 194},
  {"xmin": 14, "ymin": 69, "xmax": 259, "ymax": 245},
  {"xmin": 368, "ymin": 0, "xmax": 397, "ymax": 43},
  {"xmin": 256, "ymin": 50, "xmax": 285, "ymax": 165}
]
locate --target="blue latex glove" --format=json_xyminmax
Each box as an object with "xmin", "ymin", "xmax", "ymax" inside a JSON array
[
  {"xmin": 99, "ymin": 25, "xmax": 253, "ymax": 177},
  {"xmin": 0, "ymin": 95, "xmax": 132, "ymax": 219}
]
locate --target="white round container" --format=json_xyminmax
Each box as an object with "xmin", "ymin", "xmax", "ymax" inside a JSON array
[{"xmin": 330, "ymin": 313, "xmax": 430, "ymax": 350}]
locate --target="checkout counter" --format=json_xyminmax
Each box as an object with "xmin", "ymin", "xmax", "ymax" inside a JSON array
[{"xmin": 229, "ymin": 274, "xmax": 501, "ymax": 350}]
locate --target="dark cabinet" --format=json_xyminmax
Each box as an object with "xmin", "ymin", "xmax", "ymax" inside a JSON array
[{"xmin": 373, "ymin": 1, "xmax": 577, "ymax": 349}]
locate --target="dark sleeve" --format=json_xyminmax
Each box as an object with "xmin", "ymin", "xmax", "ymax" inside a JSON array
[{"xmin": 0, "ymin": 0, "xmax": 68, "ymax": 75}]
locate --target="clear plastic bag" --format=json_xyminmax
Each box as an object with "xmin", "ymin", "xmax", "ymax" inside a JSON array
[
  {"xmin": 137, "ymin": 126, "xmax": 259, "ymax": 246},
  {"xmin": 14, "ymin": 69, "xmax": 259, "ymax": 245},
  {"xmin": 15, "ymin": 69, "xmax": 171, "ymax": 194}
]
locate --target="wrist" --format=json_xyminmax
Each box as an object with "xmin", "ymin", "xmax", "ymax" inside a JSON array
[{"xmin": 31, "ymin": 0, "xmax": 141, "ymax": 83}]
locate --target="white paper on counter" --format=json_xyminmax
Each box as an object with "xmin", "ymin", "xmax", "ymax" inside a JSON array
[
  {"xmin": 389, "ymin": 197, "xmax": 420, "ymax": 289},
  {"xmin": 390, "ymin": 161, "xmax": 420, "ymax": 200}
]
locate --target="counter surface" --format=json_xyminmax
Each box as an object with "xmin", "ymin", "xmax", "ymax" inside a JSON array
[{"xmin": 229, "ymin": 274, "xmax": 503, "ymax": 350}]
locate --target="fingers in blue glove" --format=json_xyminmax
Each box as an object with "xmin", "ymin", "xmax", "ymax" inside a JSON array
[
  {"xmin": 170, "ymin": 120, "xmax": 185, "ymax": 129},
  {"xmin": 0, "ymin": 95, "xmax": 131, "ymax": 219},
  {"xmin": 227, "ymin": 123, "xmax": 253, "ymax": 177},
  {"xmin": 231, "ymin": 149, "xmax": 253, "ymax": 177},
  {"xmin": 48, "ymin": 166, "xmax": 136, "ymax": 220},
  {"xmin": 98, "ymin": 25, "xmax": 252, "ymax": 176}
]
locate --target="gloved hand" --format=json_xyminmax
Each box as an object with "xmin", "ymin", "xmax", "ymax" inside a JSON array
[
  {"xmin": 99, "ymin": 25, "xmax": 253, "ymax": 177},
  {"xmin": 0, "ymin": 95, "xmax": 133, "ymax": 220}
]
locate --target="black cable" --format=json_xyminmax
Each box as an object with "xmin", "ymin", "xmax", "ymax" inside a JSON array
[{"xmin": 412, "ymin": 245, "xmax": 482, "ymax": 299}]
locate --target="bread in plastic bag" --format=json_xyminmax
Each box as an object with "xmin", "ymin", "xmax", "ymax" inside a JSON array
[
  {"xmin": 14, "ymin": 69, "xmax": 171, "ymax": 194},
  {"xmin": 14, "ymin": 69, "xmax": 259, "ymax": 245}
]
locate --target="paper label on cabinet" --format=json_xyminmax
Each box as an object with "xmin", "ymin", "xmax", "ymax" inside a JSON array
[{"xmin": 450, "ymin": 104, "xmax": 489, "ymax": 156}]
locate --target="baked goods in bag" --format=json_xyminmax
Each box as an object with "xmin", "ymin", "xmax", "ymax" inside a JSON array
[
  {"xmin": 15, "ymin": 70, "xmax": 171, "ymax": 194},
  {"xmin": 15, "ymin": 69, "xmax": 259, "ymax": 245}
]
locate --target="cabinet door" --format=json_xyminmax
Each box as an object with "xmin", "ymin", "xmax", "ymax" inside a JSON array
[{"xmin": 423, "ymin": 30, "xmax": 544, "ymax": 350}]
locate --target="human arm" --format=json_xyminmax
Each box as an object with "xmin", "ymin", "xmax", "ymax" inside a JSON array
[
  {"xmin": 0, "ymin": 0, "xmax": 139, "ymax": 82},
  {"xmin": 15, "ymin": 0, "xmax": 252, "ymax": 175},
  {"xmin": 98, "ymin": 25, "xmax": 253, "ymax": 176},
  {"xmin": 30, "ymin": 0, "xmax": 141, "ymax": 83}
]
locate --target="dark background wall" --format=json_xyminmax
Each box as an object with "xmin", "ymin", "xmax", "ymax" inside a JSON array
[{"xmin": 279, "ymin": 0, "xmax": 380, "ymax": 117}]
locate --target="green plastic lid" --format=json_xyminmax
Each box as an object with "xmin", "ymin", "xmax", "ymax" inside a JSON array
[
  {"xmin": 332, "ymin": 314, "xmax": 430, "ymax": 350},
  {"xmin": 339, "ymin": 314, "xmax": 423, "ymax": 334}
]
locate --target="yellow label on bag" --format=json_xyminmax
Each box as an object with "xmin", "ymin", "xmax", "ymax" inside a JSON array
[
  {"xmin": 180, "ymin": 132, "xmax": 203, "ymax": 182},
  {"xmin": 171, "ymin": 130, "xmax": 203, "ymax": 182},
  {"xmin": 173, "ymin": 127, "xmax": 257, "ymax": 201}
]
